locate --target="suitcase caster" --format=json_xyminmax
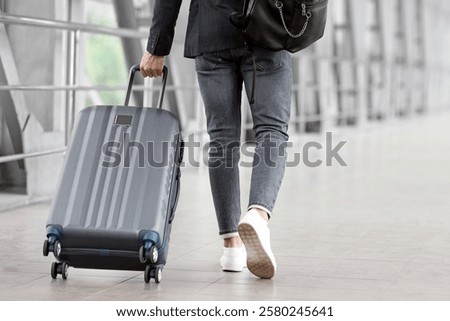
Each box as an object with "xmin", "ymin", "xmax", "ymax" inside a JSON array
[
  {"xmin": 139, "ymin": 244, "xmax": 158, "ymax": 264},
  {"xmin": 43, "ymin": 238, "xmax": 62, "ymax": 258},
  {"xmin": 51, "ymin": 262, "xmax": 69, "ymax": 280},
  {"xmin": 54, "ymin": 240, "xmax": 62, "ymax": 257},
  {"xmin": 144, "ymin": 266, "xmax": 162, "ymax": 284},
  {"xmin": 155, "ymin": 267, "xmax": 162, "ymax": 284},
  {"xmin": 43, "ymin": 240, "xmax": 49, "ymax": 257}
]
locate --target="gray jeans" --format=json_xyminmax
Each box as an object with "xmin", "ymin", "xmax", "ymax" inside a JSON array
[{"xmin": 195, "ymin": 46, "xmax": 292, "ymax": 238}]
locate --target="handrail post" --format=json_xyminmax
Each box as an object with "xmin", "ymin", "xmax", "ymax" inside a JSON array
[
  {"xmin": 65, "ymin": 29, "xmax": 80, "ymax": 145},
  {"xmin": 64, "ymin": 0, "xmax": 80, "ymax": 146}
]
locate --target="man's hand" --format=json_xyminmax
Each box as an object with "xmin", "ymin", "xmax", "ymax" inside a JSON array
[{"xmin": 140, "ymin": 51, "xmax": 165, "ymax": 78}]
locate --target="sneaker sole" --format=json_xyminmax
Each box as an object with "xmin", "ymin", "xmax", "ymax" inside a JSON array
[{"xmin": 238, "ymin": 223, "xmax": 275, "ymax": 279}]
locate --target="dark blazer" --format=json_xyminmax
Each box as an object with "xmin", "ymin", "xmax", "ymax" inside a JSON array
[{"xmin": 146, "ymin": 0, "xmax": 245, "ymax": 58}]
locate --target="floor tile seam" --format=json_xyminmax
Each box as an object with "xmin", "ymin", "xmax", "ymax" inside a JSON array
[{"xmin": 81, "ymin": 273, "xmax": 141, "ymax": 300}]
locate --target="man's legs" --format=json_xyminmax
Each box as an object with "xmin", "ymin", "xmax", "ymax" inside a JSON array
[
  {"xmin": 195, "ymin": 50, "xmax": 244, "ymax": 246},
  {"xmin": 239, "ymin": 46, "xmax": 292, "ymax": 278}
]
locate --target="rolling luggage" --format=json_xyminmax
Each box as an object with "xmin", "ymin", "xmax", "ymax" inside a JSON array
[{"xmin": 42, "ymin": 65, "xmax": 183, "ymax": 283}]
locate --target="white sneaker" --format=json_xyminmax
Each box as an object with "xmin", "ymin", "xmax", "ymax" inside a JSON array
[
  {"xmin": 220, "ymin": 246, "xmax": 247, "ymax": 272},
  {"xmin": 238, "ymin": 209, "xmax": 276, "ymax": 279}
]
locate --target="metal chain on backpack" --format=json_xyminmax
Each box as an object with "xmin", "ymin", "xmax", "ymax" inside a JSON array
[{"xmin": 275, "ymin": 1, "xmax": 312, "ymax": 39}]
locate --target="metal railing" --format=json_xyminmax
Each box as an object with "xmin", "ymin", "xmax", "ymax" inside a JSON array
[
  {"xmin": 0, "ymin": 12, "xmax": 147, "ymax": 38},
  {"xmin": 0, "ymin": 11, "xmax": 149, "ymax": 164}
]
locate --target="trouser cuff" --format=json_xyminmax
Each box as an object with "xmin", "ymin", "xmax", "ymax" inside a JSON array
[
  {"xmin": 248, "ymin": 204, "xmax": 273, "ymax": 219},
  {"xmin": 220, "ymin": 232, "xmax": 239, "ymax": 239}
]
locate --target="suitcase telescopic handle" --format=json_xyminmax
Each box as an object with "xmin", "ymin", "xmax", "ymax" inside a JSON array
[{"xmin": 124, "ymin": 64, "xmax": 168, "ymax": 108}]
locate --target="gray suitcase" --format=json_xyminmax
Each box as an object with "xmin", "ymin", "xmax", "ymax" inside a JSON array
[{"xmin": 43, "ymin": 65, "xmax": 183, "ymax": 283}]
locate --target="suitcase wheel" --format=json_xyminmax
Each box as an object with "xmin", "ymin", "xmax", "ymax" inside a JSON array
[
  {"xmin": 139, "ymin": 245, "xmax": 158, "ymax": 264},
  {"xmin": 51, "ymin": 262, "xmax": 58, "ymax": 279},
  {"xmin": 144, "ymin": 266, "xmax": 151, "ymax": 283},
  {"xmin": 50, "ymin": 262, "xmax": 69, "ymax": 280},
  {"xmin": 53, "ymin": 240, "xmax": 62, "ymax": 257},
  {"xmin": 43, "ymin": 239, "xmax": 62, "ymax": 258},
  {"xmin": 43, "ymin": 240, "xmax": 49, "ymax": 257},
  {"xmin": 144, "ymin": 266, "xmax": 162, "ymax": 284},
  {"xmin": 155, "ymin": 267, "xmax": 162, "ymax": 284},
  {"xmin": 150, "ymin": 246, "xmax": 159, "ymax": 264},
  {"xmin": 61, "ymin": 262, "xmax": 69, "ymax": 280}
]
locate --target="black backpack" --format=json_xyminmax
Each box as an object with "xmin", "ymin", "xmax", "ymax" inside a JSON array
[{"xmin": 230, "ymin": 0, "xmax": 329, "ymax": 53}]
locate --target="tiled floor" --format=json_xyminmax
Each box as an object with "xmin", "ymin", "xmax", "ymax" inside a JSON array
[{"xmin": 1, "ymin": 112, "xmax": 450, "ymax": 301}]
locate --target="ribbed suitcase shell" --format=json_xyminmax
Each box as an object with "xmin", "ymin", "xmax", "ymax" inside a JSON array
[{"xmin": 46, "ymin": 105, "xmax": 182, "ymax": 271}]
